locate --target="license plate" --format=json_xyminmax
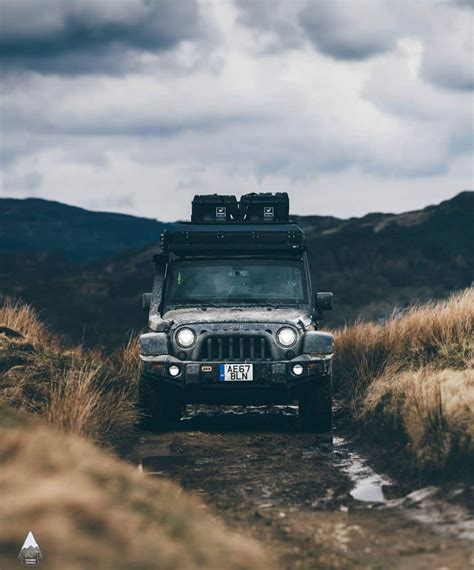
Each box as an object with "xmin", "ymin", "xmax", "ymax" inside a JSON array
[{"xmin": 219, "ymin": 363, "xmax": 253, "ymax": 382}]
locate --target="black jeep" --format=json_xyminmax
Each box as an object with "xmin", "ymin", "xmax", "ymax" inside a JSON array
[{"xmin": 139, "ymin": 193, "xmax": 334, "ymax": 432}]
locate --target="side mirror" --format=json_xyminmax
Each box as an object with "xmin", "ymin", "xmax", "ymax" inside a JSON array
[
  {"xmin": 142, "ymin": 292, "xmax": 152, "ymax": 311},
  {"xmin": 316, "ymin": 292, "xmax": 333, "ymax": 312}
]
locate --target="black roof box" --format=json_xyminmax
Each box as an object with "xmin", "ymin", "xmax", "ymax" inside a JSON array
[
  {"xmin": 191, "ymin": 194, "xmax": 239, "ymax": 222},
  {"xmin": 239, "ymin": 192, "xmax": 289, "ymax": 223},
  {"xmin": 190, "ymin": 193, "xmax": 290, "ymax": 223}
]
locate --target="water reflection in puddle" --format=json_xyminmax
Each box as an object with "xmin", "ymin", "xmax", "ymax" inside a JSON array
[
  {"xmin": 346, "ymin": 460, "xmax": 389, "ymax": 502},
  {"xmin": 333, "ymin": 436, "xmax": 391, "ymax": 503}
]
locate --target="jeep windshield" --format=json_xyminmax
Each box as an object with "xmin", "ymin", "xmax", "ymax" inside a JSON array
[{"xmin": 165, "ymin": 260, "xmax": 307, "ymax": 307}]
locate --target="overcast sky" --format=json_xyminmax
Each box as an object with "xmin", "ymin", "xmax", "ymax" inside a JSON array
[{"xmin": 0, "ymin": 0, "xmax": 473, "ymax": 221}]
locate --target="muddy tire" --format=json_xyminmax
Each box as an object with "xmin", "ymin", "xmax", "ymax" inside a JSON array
[
  {"xmin": 138, "ymin": 376, "xmax": 182, "ymax": 431},
  {"xmin": 298, "ymin": 373, "xmax": 332, "ymax": 433}
]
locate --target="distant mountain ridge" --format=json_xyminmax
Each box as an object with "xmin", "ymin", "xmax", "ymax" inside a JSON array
[
  {"xmin": 0, "ymin": 197, "xmax": 172, "ymax": 261},
  {"xmin": 1, "ymin": 192, "xmax": 472, "ymax": 348},
  {"xmin": 295, "ymin": 191, "xmax": 473, "ymax": 325}
]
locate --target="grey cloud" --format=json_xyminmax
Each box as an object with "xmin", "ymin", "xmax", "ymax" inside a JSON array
[
  {"xmin": 298, "ymin": 1, "xmax": 397, "ymax": 60},
  {"xmin": 236, "ymin": 0, "xmax": 473, "ymax": 91},
  {"xmin": 417, "ymin": 2, "xmax": 474, "ymax": 92},
  {"xmin": 1, "ymin": 169, "xmax": 42, "ymax": 195},
  {"xmin": 454, "ymin": 0, "xmax": 474, "ymax": 8},
  {"xmin": 235, "ymin": 0, "xmax": 398, "ymax": 60},
  {"xmin": 0, "ymin": 0, "xmax": 203, "ymax": 74},
  {"xmin": 420, "ymin": 38, "xmax": 474, "ymax": 92},
  {"xmin": 235, "ymin": 0, "xmax": 303, "ymax": 50},
  {"xmin": 0, "ymin": 0, "xmax": 471, "ymax": 218},
  {"xmin": 422, "ymin": 65, "xmax": 474, "ymax": 92},
  {"xmin": 362, "ymin": 47, "xmax": 473, "ymax": 166}
]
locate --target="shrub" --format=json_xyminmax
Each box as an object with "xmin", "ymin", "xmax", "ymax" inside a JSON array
[
  {"xmin": 333, "ymin": 288, "xmax": 473, "ymax": 412},
  {"xmin": 361, "ymin": 367, "xmax": 474, "ymax": 473},
  {"xmin": 0, "ymin": 300, "xmax": 139, "ymax": 452},
  {"xmin": 333, "ymin": 288, "xmax": 474, "ymax": 475}
]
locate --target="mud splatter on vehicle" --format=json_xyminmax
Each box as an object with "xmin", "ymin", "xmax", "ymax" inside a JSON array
[{"xmin": 139, "ymin": 194, "xmax": 334, "ymax": 433}]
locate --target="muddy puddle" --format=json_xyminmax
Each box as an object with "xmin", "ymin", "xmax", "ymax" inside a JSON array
[
  {"xmin": 333, "ymin": 436, "xmax": 393, "ymax": 503},
  {"xmin": 132, "ymin": 405, "xmax": 474, "ymax": 569},
  {"xmin": 384, "ymin": 486, "xmax": 474, "ymax": 542}
]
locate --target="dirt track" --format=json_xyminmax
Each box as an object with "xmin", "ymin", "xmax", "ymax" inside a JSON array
[{"xmin": 131, "ymin": 406, "xmax": 474, "ymax": 569}]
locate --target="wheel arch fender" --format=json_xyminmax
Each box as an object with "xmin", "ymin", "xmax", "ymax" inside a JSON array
[{"xmin": 302, "ymin": 331, "xmax": 333, "ymax": 355}]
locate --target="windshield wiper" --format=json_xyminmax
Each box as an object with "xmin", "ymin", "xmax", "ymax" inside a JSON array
[
  {"xmin": 261, "ymin": 302, "xmax": 302, "ymax": 309},
  {"xmin": 231, "ymin": 302, "xmax": 282, "ymax": 309},
  {"xmin": 168, "ymin": 301, "xmax": 222, "ymax": 309},
  {"xmin": 198, "ymin": 300, "xmax": 224, "ymax": 308}
]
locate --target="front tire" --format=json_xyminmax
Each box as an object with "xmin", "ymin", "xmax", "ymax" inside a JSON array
[
  {"xmin": 298, "ymin": 373, "xmax": 332, "ymax": 433},
  {"xmin": 138, "ymin": 376, "xmax": 182, "ymax": 431}
]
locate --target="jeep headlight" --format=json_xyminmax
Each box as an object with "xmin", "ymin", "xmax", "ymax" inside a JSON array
[
  {"xmin": 176, "ymin": 328, "xmax": 196, "ymax": 348},
  {"xmin": 277, "ymin": 327, "xmax": 297, "ymax": 347}
]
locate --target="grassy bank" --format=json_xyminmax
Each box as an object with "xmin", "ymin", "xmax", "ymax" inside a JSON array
[
  {"xmin": 0, "ymin": 301, "xmax": 271, "ymax": 569},
  {"xmin": 0, "ymin": 404, "xmax": 270, "ymax": 570},
  {"xmin": 0, "ymin": 299, "xmax": 139, "ymax": 453},
  {"xmin": 333, "ymin": 288, "xmax": 473, "ymax": 476}
]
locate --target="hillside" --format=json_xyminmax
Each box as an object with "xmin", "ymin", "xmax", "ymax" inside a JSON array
[
  {"xmin": 1, "ymin": 192, "xmax": 472, "ymax": 348},
  {"xmin": 0, "ymin": 198, "xmax": 171, "ymax": 261},
  {"xmin": 297, "ymin": 190, "xmax": 474, "ymax": 323}
]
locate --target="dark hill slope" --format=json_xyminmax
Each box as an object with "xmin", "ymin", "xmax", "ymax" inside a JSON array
[
  {"xmin": 295, "ymin": 191, "xmax": 473, "ymax": 322},
  {"xmin": 0, "ymin": 198, "xmax": 170, "ymax": 261},
  {"xmin": 1, "ymin": 192, "xmax": 472, "ymax": 348}
]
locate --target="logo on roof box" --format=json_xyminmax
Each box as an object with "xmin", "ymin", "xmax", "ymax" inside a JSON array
[
  {"xmin": 264, "ymin": 207, "xmax": 274, "ymax": 219},
  {"xmin": 216, "ymin": 207, "xmax": 226, "ymax": 219}
]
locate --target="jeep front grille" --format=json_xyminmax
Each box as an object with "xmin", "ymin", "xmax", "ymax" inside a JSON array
[{"xmin": 200, "ymin": 335, "xmax": 271, "ymax": 361}]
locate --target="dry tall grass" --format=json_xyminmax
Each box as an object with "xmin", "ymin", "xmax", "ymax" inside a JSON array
[
  {"xmin": 333, "ymin": 288, "xmax": 474, "ymax": 475},
  {"xmin": 0, "ymin": 300, "xmax": 139, "ymax": 452},
  {"xmin": 110, "ymin": 333, "xmax": 141, "ymax": 383},
  {"xmin": 362, "ymin": 368, "xmax": 474, "ymax": 472},
  {"xmin": 0, "ymin": 305, "xmax": 272, "ymax": 569},
  {"xmin": 0, "ymin": 405, "xmax": 271, "ymax": 570},
  {"xmin": 0, "ymin": 298, "xmax": 53, "ymax": 346}
]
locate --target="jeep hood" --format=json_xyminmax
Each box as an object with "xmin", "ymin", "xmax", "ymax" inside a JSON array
[{"xmin": 157, "ymin": 307, "xmax": 313, "ymax": 330}]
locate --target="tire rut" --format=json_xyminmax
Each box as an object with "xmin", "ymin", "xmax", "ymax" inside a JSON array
[{"xmin": 131, "ymin": 406, "xmax": 474, "ymax": 569}]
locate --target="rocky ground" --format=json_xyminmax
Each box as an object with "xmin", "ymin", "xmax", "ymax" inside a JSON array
[{"xmin": 130, "ymin": 406, "xmax": 474, "ymax": 570}]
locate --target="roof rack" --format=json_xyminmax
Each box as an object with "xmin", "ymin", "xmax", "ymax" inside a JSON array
[{"xmin": 162, "ymin": 222, "xmax": 305, "ymax": 255}]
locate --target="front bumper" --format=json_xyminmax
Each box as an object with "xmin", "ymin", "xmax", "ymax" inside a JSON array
[
  {"xmin": 141, "ymin": 356, "xmax": 331, "ymax": 405},
  {"xmin": 141, "ymin": 355, "xmax": 331, "ymax": 386}
]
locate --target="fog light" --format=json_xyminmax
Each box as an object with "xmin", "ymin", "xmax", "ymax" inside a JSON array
[
  {"xmin": 292, "ymin": 364, "xmax": 304, "ymax": 376},
  {"xmin": 169, "ymin": 365, "xmax": 181, "ymax": 377}
]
